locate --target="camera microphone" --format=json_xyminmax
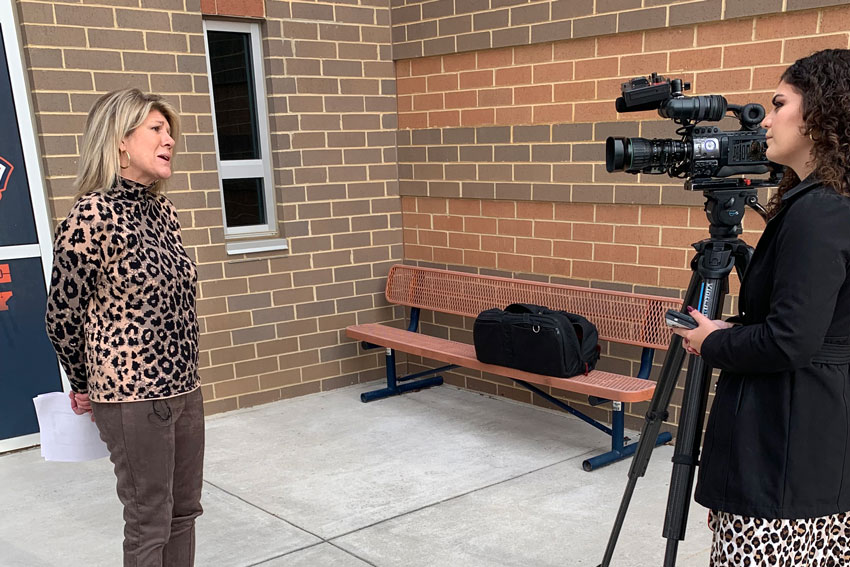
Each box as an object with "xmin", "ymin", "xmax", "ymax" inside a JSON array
[
  {"xmin": 659, "ymin": 95, "xmax": 727, "ymax": 122},
  {"xmin": 616, "ymin": 93, "xmax": 727, "ymax": 122}
]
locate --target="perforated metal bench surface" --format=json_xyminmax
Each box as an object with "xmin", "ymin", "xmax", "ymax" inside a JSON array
[
  {"xmin": 347, "ymin": 264, "xmax": 680, "ymax": 402},
  {"xmin": 383, "ymin": 264, "xmax": 677, "ymax": 350}
]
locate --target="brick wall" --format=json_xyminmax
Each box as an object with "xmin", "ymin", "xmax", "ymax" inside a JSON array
[
  {"xmin": 201, "ymin": 0, "xmax": 265, "ymax": 18},
  {"xmin": 391, "ymin": 4, "xmax": 850, "ymax": 431},
  {"xmin": 394, "ymin": 6, "xmax": 850, "ymax": 290},
  {"xmin": 18, "ymin": 0, "xmax": 400, "ymax": 414},
  {"xmin": 390, "ymin": 0, "xmax": 849, "ymax": 59},
  {"xmin": 17, "ymin": 0, "xmax": 850, "ymax": 429}
]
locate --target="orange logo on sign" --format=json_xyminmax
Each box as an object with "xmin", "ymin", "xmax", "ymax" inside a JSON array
[
  {"xmin": 0, "ymin": 156, "xmax": 13, "ymax": 201},
  {"xmin": 0, "ymin": 263, "xmax": 11, "ymax": 310}
]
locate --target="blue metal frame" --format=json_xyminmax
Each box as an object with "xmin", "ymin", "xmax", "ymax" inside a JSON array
[
  {"xmin": 359, "ymin": 307, "xmax": 447, "ymax": 403},
  {"xmin": 359, "ymin": 308, "xmax": 672, "ymax": 470}
]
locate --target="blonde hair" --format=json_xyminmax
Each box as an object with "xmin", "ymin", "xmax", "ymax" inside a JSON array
[{"xmin": 74, "ymin": 88, "xmax": 180, "ymax": 197}]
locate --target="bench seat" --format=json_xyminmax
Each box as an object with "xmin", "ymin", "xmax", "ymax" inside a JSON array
[{"xmin": 347, "ymin": 323, "xmax": 656, "ymax": 402}]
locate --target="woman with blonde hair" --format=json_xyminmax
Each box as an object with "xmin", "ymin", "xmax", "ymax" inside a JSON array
[{"xmin": 46, "ymin": 88, "xmax": 203, "ymax": 567}]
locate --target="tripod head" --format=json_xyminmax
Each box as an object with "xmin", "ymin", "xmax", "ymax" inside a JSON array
[{"xmin": 686, "ymin": 178, "xmax": 771, "ymax": 239}]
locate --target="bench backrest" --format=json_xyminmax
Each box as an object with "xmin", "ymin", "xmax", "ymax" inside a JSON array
[{"xmin": 385, "ymin": 264, "xmax": 681, "ymax": 350}]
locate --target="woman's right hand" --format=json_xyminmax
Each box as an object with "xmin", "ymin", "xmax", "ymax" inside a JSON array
[{"xmin": 671, "ymin": 308, "xmax": 736, "ymax": 356}]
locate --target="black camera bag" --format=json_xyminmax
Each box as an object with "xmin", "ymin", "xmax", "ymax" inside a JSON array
[{"xmin": 473, "ymin": 303, "xmax": 600, "ymax": 378}]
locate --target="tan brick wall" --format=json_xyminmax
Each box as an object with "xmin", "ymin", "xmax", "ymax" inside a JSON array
[
  {"xmin": 19, "ymin": 0, "xmax": 401, "ymax": 415},
  {"xmin": 400, "ymin": 196, "xmax": 760, "ymax": 294},
  {"xmin": 397, "ymin": 10, "xmax": 850, "ymax": 128}
]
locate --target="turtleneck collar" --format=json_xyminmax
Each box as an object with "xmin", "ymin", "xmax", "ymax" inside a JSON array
[{"xmin": 113, "ymin": 177, "xmax": 155, "ymax": 200}]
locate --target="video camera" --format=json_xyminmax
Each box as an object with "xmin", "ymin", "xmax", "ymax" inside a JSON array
[{"xmin": 605, "ymin": 73, "xmax": 781, "ymax": 187}]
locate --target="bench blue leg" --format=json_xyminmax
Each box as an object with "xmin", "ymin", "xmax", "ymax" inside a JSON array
[
  {"xmin": 581, "ymin": 347, "xmax": 671, "ymax": 470},
  {"xmin": 581, "ymin": 401, "xmax": 672, "ymax": 471},
  {"xmin": 513, "ymin": 378, "xmax": 671, "ymax": 472},
  {"xmin": 360, "ymin": 347, "xmax": 447, "ymax": 403}
]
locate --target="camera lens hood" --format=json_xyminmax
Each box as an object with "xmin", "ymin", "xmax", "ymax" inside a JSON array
[{"xmin": 606, "ymin": 137, "xmax": 626, "ymax": 172}]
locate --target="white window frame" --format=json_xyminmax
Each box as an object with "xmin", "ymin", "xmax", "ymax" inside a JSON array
[{"xmin": 203, "ymin": 20, "xmax": 281, "ymax": 248}]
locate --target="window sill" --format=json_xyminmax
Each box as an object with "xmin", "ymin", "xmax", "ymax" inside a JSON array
[{"xmin": 225, "ymin": 238, "xmax": 288, "ymax": 256}]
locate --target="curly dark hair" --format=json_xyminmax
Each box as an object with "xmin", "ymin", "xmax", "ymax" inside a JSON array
[{"xmin": 765, "ymin": 48, "xmax": 850, "ymax": 217}]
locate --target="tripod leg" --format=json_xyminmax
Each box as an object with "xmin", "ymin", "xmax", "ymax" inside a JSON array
[
  {"xmin": 598, "ymin": 270, "xmax": 702, "ymax": 567},
  {"xmin": 661, "ymin": 243, "xmax": 736, "ymax": 567},
  {"xmin": 661, "ymin": 331, "xmax": 716, "ymax": 565},
  {"xmin": 600, "ymin": 236, "xmax": 748, "ymax": 567}
]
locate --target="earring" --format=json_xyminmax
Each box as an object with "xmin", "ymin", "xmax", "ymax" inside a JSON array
[{"xmin": 119, "ymin": 150, "xmax": 131, "ymax": 169}]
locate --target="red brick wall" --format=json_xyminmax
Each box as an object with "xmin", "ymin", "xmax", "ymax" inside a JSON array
[
  {"xmin": 391, "ymin": 4, "xmax": 850, "ymax": 430},
  {"xmin": 201, "ymin": 0, "xmax": 265, "ymax": 18},
  {"xmin": 395, "ymin": 7, "xmax": 850, "ymax": 294}
]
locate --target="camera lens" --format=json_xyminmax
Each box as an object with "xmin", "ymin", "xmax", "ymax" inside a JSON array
[
  {"xmin": 605, "ymin": 136, "xmax": 656, "ymax": 173},
  {"xmin": 606, "ymin": 136, "xmax": 689, "ymax": 174}
]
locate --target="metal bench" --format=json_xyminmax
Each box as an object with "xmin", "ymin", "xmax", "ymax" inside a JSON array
[{"xmin": 346, "ymin": 264, "xmax": 680, "ymax": 471}]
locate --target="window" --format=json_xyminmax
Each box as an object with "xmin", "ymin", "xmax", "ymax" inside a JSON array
[{"xmin": 203, "ymin": 20, "xmax": 283, "ymax": 252}]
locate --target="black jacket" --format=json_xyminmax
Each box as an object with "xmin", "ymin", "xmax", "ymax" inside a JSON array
[{"xmin": 697, "ymin": 177, "xmax": 850, "ymax": 519}]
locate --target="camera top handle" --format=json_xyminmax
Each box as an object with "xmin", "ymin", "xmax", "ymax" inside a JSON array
[{"xmin": 616, "ymin": 72, "xmax": 766, "ymax": 130}]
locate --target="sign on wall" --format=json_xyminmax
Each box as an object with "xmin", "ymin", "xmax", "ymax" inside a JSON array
[
  {"xmin": 0, "ymin": 21, "xmax": 64, "ymax": 444},
  {"xmin": 0, "ymin": 257, "xmax": 61, "ymax": 440},
  {"xmin": 0, "ymin": 27, "xmax": 37, "ymax": 248}
]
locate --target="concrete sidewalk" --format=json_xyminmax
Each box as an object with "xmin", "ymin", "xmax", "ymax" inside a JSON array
[{"xmin": 1, "ymin": 382, "xmax": 711, "ymax": 566}]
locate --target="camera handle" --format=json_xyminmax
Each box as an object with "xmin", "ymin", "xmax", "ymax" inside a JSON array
[{"xmin": 598, "ymin": 204, "xmax": 754, "ymax": 567}]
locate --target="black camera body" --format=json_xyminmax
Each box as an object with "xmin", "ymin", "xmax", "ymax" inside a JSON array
[
  {"xmin": 689, "ymin": 126, "xmax": 771, "ymax": 178},
  {"xmin": 609, "ymin": 126, "xmax": 770, "ymax": 179},
  {"xmin": 606, "ymin": 73, "xmax": 780, "ymax": 186}
]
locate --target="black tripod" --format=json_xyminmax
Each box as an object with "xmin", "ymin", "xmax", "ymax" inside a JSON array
[{"xmin": 599, "ymin": 180, "xmax": 770, "ymax": 567}]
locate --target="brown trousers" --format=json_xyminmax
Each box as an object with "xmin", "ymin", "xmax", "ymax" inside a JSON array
[{"xmin": 92, "ymin": 388, "xmax": 205, "ymax": 567}]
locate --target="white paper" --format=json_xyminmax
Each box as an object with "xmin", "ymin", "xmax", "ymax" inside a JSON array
[{"xmin": 32, "ymin": 392, "xmax": 109, "ymax": 462}]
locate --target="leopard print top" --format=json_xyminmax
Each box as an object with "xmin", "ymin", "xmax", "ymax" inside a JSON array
[{"xmin": 45, "ymin": 178, "xmax": 199, "ymax": 402}]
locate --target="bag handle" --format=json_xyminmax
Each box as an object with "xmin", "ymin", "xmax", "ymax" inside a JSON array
[{"xmin": 504, "ymin": 303, "xmax": 544, "ymax": 314}]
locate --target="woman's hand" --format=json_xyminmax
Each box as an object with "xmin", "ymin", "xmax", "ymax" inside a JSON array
[
  {"xmin": 69, "ymin": 391, "xmax": 94, "ymax": 421},
  {"xmin": 670, "ymin": 307, "xmax": 731, "ymax": 356}
]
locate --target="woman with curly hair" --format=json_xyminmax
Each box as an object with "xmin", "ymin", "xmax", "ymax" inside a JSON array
[{"xmin": 673, "ymin": 49, "xmax": 850, "ymax": 565}]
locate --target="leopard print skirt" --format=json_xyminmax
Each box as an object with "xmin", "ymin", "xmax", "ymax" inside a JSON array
[{"xmin": 708, "ymin": 510, "xmax": 850, "ymax": 566}]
